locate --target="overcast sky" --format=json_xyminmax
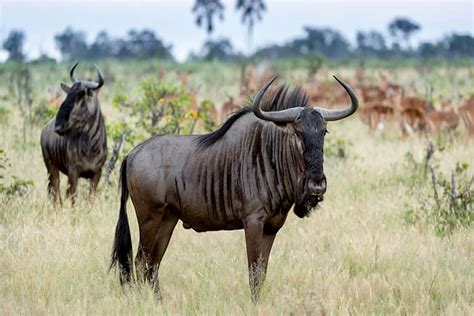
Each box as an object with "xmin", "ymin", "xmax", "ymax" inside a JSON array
[{"xmin": 1, "ymin": 0, "xmax": 472, "ymax": 61}]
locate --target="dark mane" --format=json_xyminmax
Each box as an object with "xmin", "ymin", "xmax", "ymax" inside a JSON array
[
  {"xmin": 196, "ymin": 84, "xmax": 309, "ymax": 148},
  {"xmin": 197, "ymin": 107, "xmax": 252, "ymax": 148}
]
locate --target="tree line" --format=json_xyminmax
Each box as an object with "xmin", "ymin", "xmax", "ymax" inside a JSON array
[{"xmin": 2, "ymin": 17, "xmax": 473, "ymax": 63}]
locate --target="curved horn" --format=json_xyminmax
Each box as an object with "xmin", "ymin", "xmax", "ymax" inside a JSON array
[
  {"xmin": 314, "ymin": 75, "xmax": 358, "ymax": 121},
  {"xmin": 85, "ymin": 65, "xmax": 105, "ymax": 90},
  {"xmin": 253, "ymin": 75, "xmax": 303, "ymax": 123},
  {"xmin": 70, "ymin": 61, "xmax": 79, "ymax": 83},
  {"xmin": 91, "ymin": 66, "xmax": 105, "ymax": 90}
]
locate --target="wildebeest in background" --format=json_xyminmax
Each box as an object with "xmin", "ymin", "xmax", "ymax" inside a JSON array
[
  {"xmin": 110, "ymin": 75, "xmax": 358, "ymax": 301},
  {"xmin": 40, "ymin": 62, "xmax": 107, "ymax": 204}
]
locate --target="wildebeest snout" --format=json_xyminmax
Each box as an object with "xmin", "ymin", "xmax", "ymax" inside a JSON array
[{"xmin": 308, "ymin": 177, "xmax": 326, "ymax": 198}]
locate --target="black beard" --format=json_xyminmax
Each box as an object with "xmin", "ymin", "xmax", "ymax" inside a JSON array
[{"xmin": 293, "ymin": 179, "xmax": 320, "ymax": 218}]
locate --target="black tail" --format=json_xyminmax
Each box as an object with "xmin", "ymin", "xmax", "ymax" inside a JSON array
[{"xmin": 110, "ymin": 156, "xmax": 133, "ymax": 284}]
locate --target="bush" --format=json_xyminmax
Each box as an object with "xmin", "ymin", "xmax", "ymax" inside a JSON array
[
  {"xmin": 0, "ymin": 148, "xmax": 34, "ymax": 197},
  {"xmin": 400, "ymin": 142, "xmax": 435, "ymax": 186},
  {"xmin": 404, "ymin": 162, "xmax": 473, "ymax": 236},
  {"xmin": 0, "ymin": 105, "xmax": 10, "ymax": 124},
  {"xmin": 31, "ymin": 99, "xmax": 57, "ymax": 125},
  {"xmin": 107, "ymin": 77, "xmax": 219, "ymax": 176},
  {"xmin": 325, "ymin": 137, "xmax": 349, "ymax": 159}
]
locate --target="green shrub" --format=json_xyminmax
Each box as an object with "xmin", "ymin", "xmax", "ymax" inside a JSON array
[
  {"xmin": 30, "ymin": 99, "xmax": 57, "ymax": 125},
  {"xmin": 0, "ymin": 105, "xmax": 10, "ymax": 124},
  {"xmin": 404, "ymin": 162, "xmax": 473, "ymax": 236},
  {"xmin": 325, "ymin": 137, "xmax": 349, "ymax": 159},
  {"xmin": 0, "ymin": 148, "xmax": 34, "ymax": 197}
]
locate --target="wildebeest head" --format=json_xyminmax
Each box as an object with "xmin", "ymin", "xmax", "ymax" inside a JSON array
[
  {"xmin": 55, "ymin": 62, "xmax": 104, "ymax": 136},
  {"xmin": 253, "ymin": 75, "xmax": 358, "ymax": 217}
]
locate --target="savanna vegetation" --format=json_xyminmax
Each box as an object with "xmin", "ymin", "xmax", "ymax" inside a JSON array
[{"xmin": 0, "ymin": 58, "xmax": 472, "ymax": 314}]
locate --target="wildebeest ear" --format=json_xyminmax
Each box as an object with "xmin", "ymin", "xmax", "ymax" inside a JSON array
[{"xmin": 60, "ymin": 83, "xmax": 71, "ymax": 93}]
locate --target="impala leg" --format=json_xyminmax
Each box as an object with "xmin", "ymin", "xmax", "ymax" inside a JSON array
[
  {"xmin": 66, "ymin": 171, "xmax": 78, "ymax": 205},
  {"xmin": 149, "ymin": 211, "xmax": 179, "ymax": 298},
  {"xmin": 244, "ymin": 214, "xmax": 277, "ymax": 302}
]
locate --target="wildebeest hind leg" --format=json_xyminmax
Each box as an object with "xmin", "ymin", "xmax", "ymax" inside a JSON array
[
  {"xmin": 149, "ymin": 210, "xmax": 179, "ymax": 298},
  {"xmin": 134, "ymin": 204, "xmax": 169, "ymax": 284}
]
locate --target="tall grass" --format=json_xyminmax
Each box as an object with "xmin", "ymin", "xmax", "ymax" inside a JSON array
[{"xmin": 0, "ymin": 62, "xmax": 473, "ymax": 314}]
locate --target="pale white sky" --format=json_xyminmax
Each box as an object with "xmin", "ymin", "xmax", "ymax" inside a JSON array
[{"xmin": 0, "ymin": 0, "xmax": 473, "ymax": 61}]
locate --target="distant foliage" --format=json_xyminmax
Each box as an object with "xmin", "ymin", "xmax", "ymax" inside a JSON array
[
  {"xmin": 305, "ymin": 53, "xmax": 324, "ymax": 78},
  {"xmin": 192, "ymin": 0, "xmax": 225, "ymax": 33},
  {"xmin": 236, "ymin": 0, "xmax": 266, "ymax": 51},
  {"xmin": 356, "ymin": 31, "xmax": 387, "ymax": 58},
  {"xmin": 195, "ymin": 38, "xmax": 243, "ymax": 61},
  {"xmin": 54, "ymin": 28, "xmax": 173, "ymax": 61},
  {"xmin": 388, "ymin": 17, "xmax": 421, "ymax": 49},
  {"xmin": 3, "ymin": 30, "xmax": 26, "ymax": 62},
  {"xmin": 0, "ymin": 149, "xmax": 33, "ymax": 197},
  {"xmin": 54, "ymin": 27, "xmax": 89, "ymax": 62}
]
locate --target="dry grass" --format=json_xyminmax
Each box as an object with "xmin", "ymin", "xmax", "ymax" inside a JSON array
[{"xmin": 1, "ymin": 63, "xmax": 473, "ymax": 315}]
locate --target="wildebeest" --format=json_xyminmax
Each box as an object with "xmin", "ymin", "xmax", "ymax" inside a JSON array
[
  {"xmin": 110, "ymin": 75, "xmax": 358, "ymax": 301},
  {"xmin": 40, "ymin": 62, "xmax": 107, "ymax": 204}
]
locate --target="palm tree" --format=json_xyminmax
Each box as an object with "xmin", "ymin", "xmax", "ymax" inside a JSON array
[
  {"xmin": 236, "ymin": 0, "xmax": 266, "ymax": 55},
  {"xmin": 192, "ymin": 0, "xmax": 225, "ymax": 34}
]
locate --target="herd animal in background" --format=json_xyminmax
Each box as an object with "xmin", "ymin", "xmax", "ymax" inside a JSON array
[
  {"xmin": 353, "ymin": 70, "xmax": 471, "ymax": 138},
  {"xmin": 41, "ymin": 63, "xmax": 107, "ymax": 203},
  {"xmin": 221, "ymin": 65, "xmax": 472, "ymax": 139}
]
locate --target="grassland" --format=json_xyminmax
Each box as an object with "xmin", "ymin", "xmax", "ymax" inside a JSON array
[{"xmin": 0, "ymin": 61, "xmax": 473, "ymax": 315}]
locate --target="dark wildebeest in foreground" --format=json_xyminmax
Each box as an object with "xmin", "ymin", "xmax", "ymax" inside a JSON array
[
  {"xmin": 110, "ymin": 75, "xmax": 358, "ymax": 301},
  {"xmin": 40, "ymin": 62, "xmax": 107, "ymax": 204}
]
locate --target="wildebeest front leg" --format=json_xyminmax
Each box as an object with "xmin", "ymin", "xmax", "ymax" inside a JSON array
[
  {"xmin": 89, "ymin": 170, "xmax": 102, "ymax": 195},
  {"xmin": 46, "ymin": 165, "xmax": 61, "ymax": 204},
  {"xmin": 244, "ymin": 213, "xmax": 277, "ymax": 302},
  {"xmin": 66, "ymin": 171, "xmax": 79, "ymax": 204}
]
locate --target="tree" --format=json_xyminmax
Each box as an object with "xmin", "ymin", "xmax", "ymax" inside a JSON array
[
  {"xmin": 356, "ymin": 30, "xmax": 387, "ymax": 58},
  {"xmin": 200, "ymin": 38, "xmax": 234, "ymax": 61},
  {"xmin": 54, "ymin": 27, "xmax": 88, "ymax": 62},
  {"xmin": 388, "ymin": 17, "xmax": 421, "ymax": 50},
  {"xmin": 88, "ymin": 31, "xmax": 114, "ymax": 59},
  {"xmin": 446, "ymin": 33, "xmax": 474, "ymax": 58},
  {"xmin": 235, "ymin": 0, "xmax": 266, "ymax": 54},
  {"xmin": 125, "ymin": 29, "xmax": 173, "ymax": 60},
  {"xmin": 3, "ymin": 30, "xmax": 25, "ymax": 62},
  {"xmin": 292, "ymin": 27, "xmax": 350, "ymax": 59},
  {"xmin": 418, "ymin": 42, "xmax": 444, "ymax": 58},
  {"xmin": 192, "ymin": 0, "xmax": 225, "ymax": 34}
]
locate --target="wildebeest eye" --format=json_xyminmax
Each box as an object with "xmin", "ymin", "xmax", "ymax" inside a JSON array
[{"xmin": 76, "ymin": 90, "xmax": 86, "ymax": 99}]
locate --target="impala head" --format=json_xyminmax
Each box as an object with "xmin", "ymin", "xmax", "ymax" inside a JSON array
[
  {"xmin": 252, "ymin": 75, "xmax": 358, "ymax": 217},
  {"xmin": 55, "ymin": 62, "xmax": 104, "ymax": 136}
]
